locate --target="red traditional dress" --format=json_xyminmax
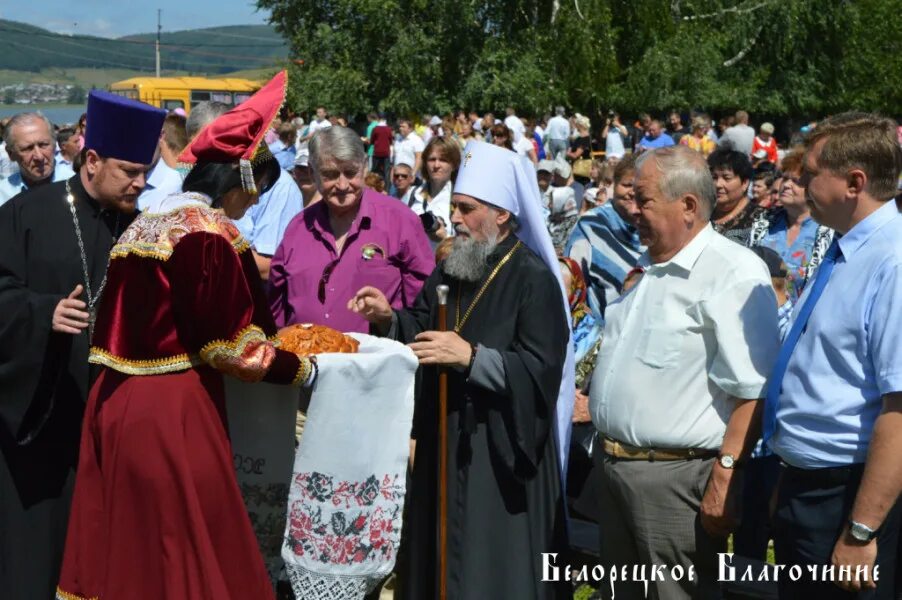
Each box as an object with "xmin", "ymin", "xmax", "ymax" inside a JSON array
[{"xmin": 56, "ymin": 203, "xmax": 311, "ymax": 600}]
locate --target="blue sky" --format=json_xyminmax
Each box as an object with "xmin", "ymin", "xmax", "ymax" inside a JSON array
[{"xmin": 0, "ymin": 0, "xmax": 271, "ymax": 37}]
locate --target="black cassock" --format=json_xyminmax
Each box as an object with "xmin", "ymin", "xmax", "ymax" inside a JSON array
[
  {"xmin": 394, "ymin": 233, "xmax": 572, "ymax": 600},
  {"xmin": 0, "ymin": 176, "xmax": 133, "ymax": 599}
]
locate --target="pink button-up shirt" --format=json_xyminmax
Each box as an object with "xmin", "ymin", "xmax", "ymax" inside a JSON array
[{"xmin": 269, "ymin": 189, "xmax": 436, "ymax": 333}]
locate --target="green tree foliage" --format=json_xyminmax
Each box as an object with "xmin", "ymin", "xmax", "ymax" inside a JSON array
[
  {"xmin": 260, "ymin": 0, "xmax": 902, "ymax": 116},
  {"xmin": 67, "ymin": 85, "xmax": 87, "ymax": 105}
]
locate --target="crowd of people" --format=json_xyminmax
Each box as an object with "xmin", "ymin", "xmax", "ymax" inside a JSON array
[{"xmin": 1, "ymin": 75, "xmax": 902, "ymax": 600}]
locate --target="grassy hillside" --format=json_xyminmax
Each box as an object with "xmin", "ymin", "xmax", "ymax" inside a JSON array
[
  {"xmin": 0, "ymin": 67, "xmax": 281, "ymax": 90},
  {"xmin": 0, "ymin": 20, "xmax": 287, "ymax": 75},
  {"xmin": 122, "ymin": 24, "xmax": 287, "ymax": 73}
]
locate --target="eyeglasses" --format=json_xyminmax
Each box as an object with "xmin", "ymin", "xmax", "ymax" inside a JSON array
[
  {"xmin": 393, "ymin": 173, "xmax": 411, "ymax": 179},
  {"xmin": 318, "ymin": 258, "xmax": 340, "ymax": 303}
]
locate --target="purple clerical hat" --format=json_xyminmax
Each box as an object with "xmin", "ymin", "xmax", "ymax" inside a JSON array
[{"xmin": 84, "ymin": 90, "xmax": 167, "ymax": 165}]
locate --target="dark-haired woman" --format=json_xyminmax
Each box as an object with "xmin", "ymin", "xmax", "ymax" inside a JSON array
[
  {"xmin": 708, "ymin": 147, "xmax": 761, "ymax": 245},
  {"xmin": 57, "ymin": 72, "xmax": 310, "ymax": 600}
]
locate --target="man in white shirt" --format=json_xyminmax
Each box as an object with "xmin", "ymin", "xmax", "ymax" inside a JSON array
[
  {"xmin": 590, "ymin": 145, "xmax": 780, "ymax": 599},
  {"xmin": 503, "ymin": 106, "xmax": 526, "ymax": 143},
  {"xmin": 298, "ymin": 106, "xmax": 332, "ymax": 144},
  {"xmin": 393, "ymin": 119, "xmax": 425, "ymax": 177},
  {"xmin": 390, "ymin": 159, "xmax": 416, "ymax": 206},
  {"xmin": 423, "ymin": 115, "xmax": 442, "ymax": 144},
  {"xmin": 718, "ymin": 110, "xmax": 756, "ymax": 156},
  {"xmin": 55, "ymin": 126, "xmax": 81, "ymax": 169},
  {"xmin": 546, "ymin": 106, "xmax": 571, "ymax": 161}
]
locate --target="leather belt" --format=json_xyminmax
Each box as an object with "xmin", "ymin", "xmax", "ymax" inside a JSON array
[
  {"xmin": 603, "ymin": 437, "xmax": 718, "ymax": 461},
  {"xmin": 779, "ymin": 460, "xmax": 864, "ymax": 486}
]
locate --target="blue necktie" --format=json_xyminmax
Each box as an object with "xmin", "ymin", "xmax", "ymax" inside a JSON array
[{"xmin": 762, "ymin": 240, "xmax": 841, "ymax": 444}]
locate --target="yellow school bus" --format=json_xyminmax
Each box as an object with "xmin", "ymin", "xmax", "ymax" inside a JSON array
[{"xmin": 108, "ymin": 77, "xmax": 262, "ymax": 114}]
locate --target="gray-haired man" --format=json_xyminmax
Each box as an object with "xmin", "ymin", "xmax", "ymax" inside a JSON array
[
  {"xmin": 590, "ymin": 145, "xmax": 780, "ymax": 599},
  {"xmin": 0, "ymin": 112, "xmax": 74, "ymax": 206}
]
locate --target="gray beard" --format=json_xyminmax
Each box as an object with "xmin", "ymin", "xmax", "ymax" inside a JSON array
[{"xmin": 443, "ymin": 233, "xmax": 499, "ymax": 282}]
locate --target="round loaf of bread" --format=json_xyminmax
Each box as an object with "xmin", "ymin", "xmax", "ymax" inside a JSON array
[{"xmin": 277, "ymin": 323, "xmax": 360, "ymax": 356}]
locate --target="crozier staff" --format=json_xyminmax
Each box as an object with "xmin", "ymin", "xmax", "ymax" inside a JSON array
[{"xmin": 351, "ymin": 140, "xmax": 574, "ymax": 599}]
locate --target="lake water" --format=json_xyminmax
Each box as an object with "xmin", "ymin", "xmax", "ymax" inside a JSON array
[{"xmin": 0, "ymin": 105, "xmax": 86, "ymax": 125}]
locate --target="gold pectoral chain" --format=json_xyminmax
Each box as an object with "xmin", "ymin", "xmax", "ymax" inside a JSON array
[{"xmin": 454, "ymin": 241, "xmax": 521, "ymax": 332}]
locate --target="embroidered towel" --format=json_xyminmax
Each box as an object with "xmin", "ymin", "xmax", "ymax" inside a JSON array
[
  {"xmin": 224, "ymin": 379, "xmax": 300, "ymax": 585},
  {"xmin": 282, "ymin": 333, "xmax": 417, "ymax": 599}
]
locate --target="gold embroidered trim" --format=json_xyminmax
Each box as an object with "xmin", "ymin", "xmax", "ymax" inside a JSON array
[
  {"xmin": 89, "ymin": 347, "xmax": 202, "ymax": 375},
  {"xmin": 199, "ymin": 324, "xmax": 268, "ymax": 363},
  {"xmin": 56, "ymin": 587, "xmax": 99, "ymax": 600},
  {"xmin": 292, "ymin": 357, "xmax": 312, "ymax": 387},
  {"xmin": 110, "ymin": 205, "xmax": 249, "ymax": 262},
  {"xmin": 199, "ymin": 324, "xmax": 275, "ymax": 383}
]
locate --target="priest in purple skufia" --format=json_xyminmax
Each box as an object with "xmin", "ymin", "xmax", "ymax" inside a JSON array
[{"xmin": 0, "ymin": 90, "xmax": 165, "ymax": 600}]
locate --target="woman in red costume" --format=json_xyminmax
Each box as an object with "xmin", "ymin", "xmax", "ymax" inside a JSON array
[{"xmin": 57, "ymin": 71, "xmax": 309, "ymax": 600}]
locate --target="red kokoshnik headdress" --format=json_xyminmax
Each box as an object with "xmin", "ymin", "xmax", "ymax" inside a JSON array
[{"xmin": 177, "ymin": 70, "xmax": 287, "ymax": 194}]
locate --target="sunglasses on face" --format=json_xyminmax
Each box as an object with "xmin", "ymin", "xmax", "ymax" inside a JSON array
[{"xmin": 393, "ymin": 173, "xmax": 411, "ymax": 180}]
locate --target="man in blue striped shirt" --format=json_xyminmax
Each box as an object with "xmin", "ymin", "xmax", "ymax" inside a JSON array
[
  {"xmin": 565, "ymin": 154, "xmax": 644, "ymax": 322},
  {"xmin": 767, "ymin": 113, "xmax": 902, "ymax": 598}
]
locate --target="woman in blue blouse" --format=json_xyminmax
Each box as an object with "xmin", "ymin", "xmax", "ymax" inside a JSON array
[{"xmin": 750, "ymin": 150, "xmax": 834, "ymax": 302}]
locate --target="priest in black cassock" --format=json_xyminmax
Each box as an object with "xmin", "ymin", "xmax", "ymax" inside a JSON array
[
  {"xmin": 351, "ymin": 140, "xmax": 575, "ymax": 599},
  {"xmin": 0, "ymin": 90, "xmax": 166, "ymax": 599}
]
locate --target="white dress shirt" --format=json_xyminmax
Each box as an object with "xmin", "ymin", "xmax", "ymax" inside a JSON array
[
  {"xmin": 590, "ymin": 224, "xmax": 780, "ymax": 449},
  {"xmin": 545, "ymin": 116, "xmax": 571, "ymax": 142},
  {"xmin": 137, "ymin": 160, "xmax": 185, "ymax": 213},
  {"xmin": 393, "ymin": 132, "xmax": 425, "ymax": 169}
]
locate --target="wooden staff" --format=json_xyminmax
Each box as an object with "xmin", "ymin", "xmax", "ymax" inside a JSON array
[{"xmin": 435, "ymin": 284, "xmax": 450, "ymax": 600}]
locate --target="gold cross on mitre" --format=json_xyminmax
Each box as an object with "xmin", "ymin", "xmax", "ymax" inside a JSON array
[{"xmin": 463, "ymin": 151, "xmax": 472, "ymax": 167}]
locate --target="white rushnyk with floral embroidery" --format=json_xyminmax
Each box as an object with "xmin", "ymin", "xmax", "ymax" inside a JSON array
[{"xmin": 282, "ymin": 333, "xmax": 418, "ymax": 599}]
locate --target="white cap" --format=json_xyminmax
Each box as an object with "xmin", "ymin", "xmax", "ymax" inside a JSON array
[
  {"xmin": 536, "ymin": 159, "xmax": 555, "ymax": 173},
  {"xmin": 429, "ymin": 116, "xmax": 442, "ymax": 127},
  {"xmin": 553, "ymin": 157, "xmax": 572, "ymax": 179}
]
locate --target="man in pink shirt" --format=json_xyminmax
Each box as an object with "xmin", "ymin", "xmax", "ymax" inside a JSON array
[{"xmin": 269, "ymin": 126, "xmax": 435, "ymax": 332}]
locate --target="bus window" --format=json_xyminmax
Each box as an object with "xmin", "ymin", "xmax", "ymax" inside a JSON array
[
  {"xmin": 113, "ymin": 90, "xmax": 139, "ymax": 100},
  {"xmin": 162, "ymin": 99, "xmax": 185, "ymax": 111},
  {"xmin": 234, "ymin": 92, "xmax": 253, "ymax": 105},
  {"xmin": 190, "ymin": 91, "xmax": 211, "ymax": 106},
  {"xmin": 210, "ymin": 91, "xmax": 233, "ymax": 104}
]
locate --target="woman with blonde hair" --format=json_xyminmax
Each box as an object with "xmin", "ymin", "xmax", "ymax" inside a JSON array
[
  {"xmin": 680, "ymin": 114, "xmax": 717, "ymax": 156},
  {"xmin": 567, "ymin": 113, "xmax": 594, "ymax": 185}
]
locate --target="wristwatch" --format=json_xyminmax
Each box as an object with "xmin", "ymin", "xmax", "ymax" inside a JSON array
[
  {"xmin": 848, "ymin": 520, "xmax": 879, "ymax": 543},
  {"xmin": 718, "ymin": 453, "xmax": 738, "ymax": 469}
]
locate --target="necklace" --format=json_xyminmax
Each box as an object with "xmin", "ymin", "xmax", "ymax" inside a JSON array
[
  {"xmin": 454, "ymin": 240, "xmax": 521, "ymax": 332},
  {"xmin": 66, "ymin": 180, "xmax": 120, "ymax": 338}
]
